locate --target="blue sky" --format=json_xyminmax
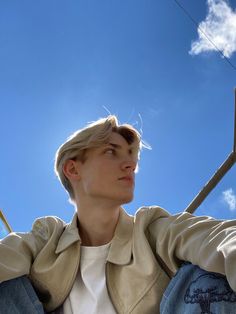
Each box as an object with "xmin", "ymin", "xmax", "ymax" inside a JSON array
[{"xmin": 0, "ymin": 0, "xmax": 236, "ymax": 233}]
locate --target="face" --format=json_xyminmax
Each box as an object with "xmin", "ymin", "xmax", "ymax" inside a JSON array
[{"xmin": 76, "ymin": 132, "xmax": 138, "ymax": 206}]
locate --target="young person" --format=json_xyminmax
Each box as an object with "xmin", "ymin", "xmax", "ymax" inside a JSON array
[{"xmin": 1, "ymin": 115, "xmax": 236, "ymax": 314}]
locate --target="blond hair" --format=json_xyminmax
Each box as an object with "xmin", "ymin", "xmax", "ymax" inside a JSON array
[{"xmin": 54, "ymin": 115, "xmax": 142, "ymax": 201}]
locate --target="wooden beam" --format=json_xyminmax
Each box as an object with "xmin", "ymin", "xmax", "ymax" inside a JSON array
[
  {"xmin": 0, "ymin": 210, "xmax": 12, "ymax": 233},
  {"xmin": 185, "ymin": 89, "xmax": 236, "ymax": 214}
]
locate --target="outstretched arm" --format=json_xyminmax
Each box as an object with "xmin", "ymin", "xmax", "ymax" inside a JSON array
[{"xmin": 147, "ymin": 206, "xmax": 236, "ymax": 291}]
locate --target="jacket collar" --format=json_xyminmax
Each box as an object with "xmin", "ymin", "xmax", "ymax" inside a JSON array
[
  {"xmin": 107, "ymin": 208, "xmax": 133, "ymax": 265},
  {"xmin": 55, "ymin": 213, "xmax": 81, "ymax": 254},
  {"xmin": 55, "ymin": 208, "xmax": 134, "ymax": 265}
]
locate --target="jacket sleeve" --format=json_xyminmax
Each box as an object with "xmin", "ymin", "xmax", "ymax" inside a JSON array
[
  {"xmin": 0, "ymin": 216, "xmax": 63, "ymax": 282},
  {"xmin": 147, "ymin": 206, "xmax": 236, "ymax": 291}
]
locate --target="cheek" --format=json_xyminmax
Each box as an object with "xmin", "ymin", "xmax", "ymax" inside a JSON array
[
  {"xmin": 97, "ymin": 162, "xmax": 114, "ymax": 176},
  {"xmin": 83, "ymin": 169, "xmax": 106, "ymax": 190},
  {"xmin": 82, "ymin": 161, "xmax": 117, "ymax": 189}
]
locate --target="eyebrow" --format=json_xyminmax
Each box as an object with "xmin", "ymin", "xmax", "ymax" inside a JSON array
[
  {"xmin": 108, "ymin": 143, "xmax": 121, "ymax": 149},
  {"xmin": 107, "ymin": 142, "xmax": 133, "ymax": 155}
]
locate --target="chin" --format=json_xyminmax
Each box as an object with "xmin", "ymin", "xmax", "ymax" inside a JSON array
[{"xmin": 119, "ymin": 194, "xmax": 134, "ymax": 204}]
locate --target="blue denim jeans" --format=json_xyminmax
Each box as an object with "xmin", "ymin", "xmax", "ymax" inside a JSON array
[
  {"xmin": 1, "ymin": 266, "xmax": 236, "ymax": 314},
  {"xmin": 0, "ymin": 276, "xmax": 45, "ymax": 314},
  {"xmin": 160, "ymin": 263, "xmax": 236, "ymax": 314}
]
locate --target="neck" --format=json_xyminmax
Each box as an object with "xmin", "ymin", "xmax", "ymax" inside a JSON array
[{"xmin": 76, "ymin": 201, "xmax": 121, "ymax": 246}]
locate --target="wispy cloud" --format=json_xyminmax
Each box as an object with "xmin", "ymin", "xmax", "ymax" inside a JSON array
[
  {"xmin": 190, "ymin": 0, "xmax": 236, "ymax": 58},
  {"xmin": 222, "ymin": 188, "xmax": 236, "ymax": 211}
]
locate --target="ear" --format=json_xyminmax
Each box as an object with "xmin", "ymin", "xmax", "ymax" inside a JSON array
[{"xmin": 63, "ymin": 159, "xmax": 81, "ymax": 181}]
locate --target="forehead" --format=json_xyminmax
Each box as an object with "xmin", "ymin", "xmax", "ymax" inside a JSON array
[
  {"xmin": 88, "ymin": 132, "xmax": 134, "ymax": 156},
  {"xmin": 107, "ymin": 132, "xmax": 131, "ymax": 147},
  {"xmin": 85, "ymin": 132, "xmax": 138, "ymax": 160}
]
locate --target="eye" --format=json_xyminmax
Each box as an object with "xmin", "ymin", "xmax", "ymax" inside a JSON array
[{"xmin": 105, "ymin": 148, "xmax": 116, "ymax": 155}]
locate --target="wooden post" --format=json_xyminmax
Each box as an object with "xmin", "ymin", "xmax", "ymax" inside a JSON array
[
  {"xmin": 185, "ymin": 89, "xmax": 236, "ymax": 214},
  {"xmin": 0, "ymin": 210, "xmax": 12, "ymax": 233}
]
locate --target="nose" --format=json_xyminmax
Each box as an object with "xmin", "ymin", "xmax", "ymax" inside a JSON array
[{"xmin": 121, "ymin": 159, "xmax": 137, "ymax": 172}]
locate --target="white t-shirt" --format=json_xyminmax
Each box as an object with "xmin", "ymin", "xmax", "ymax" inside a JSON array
[{"xmin": 63, "ymin": 242, "xmax": 116, "ymax": 314}]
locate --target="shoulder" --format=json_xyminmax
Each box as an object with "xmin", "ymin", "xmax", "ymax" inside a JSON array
[
  {"xmin": 135, "ymin": 206, "xmax": 171, "ymax": 219},
  {"xmin": 32, "ymin": 216, "xmax": 66, "ymax": 241},
  {"xmin": 134, "ymin": 206, "xmax": 171, "ymax": 227}
]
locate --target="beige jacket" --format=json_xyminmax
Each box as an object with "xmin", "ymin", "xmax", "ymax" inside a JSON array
[{"xmin": 1, "ymin": 206, "xmax": 236, "ymax": 313}]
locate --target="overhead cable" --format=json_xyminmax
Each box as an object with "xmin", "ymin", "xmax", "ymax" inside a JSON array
[{"xmin": 174, "ymin": 0, "xmax": 236, "ymax": 71}]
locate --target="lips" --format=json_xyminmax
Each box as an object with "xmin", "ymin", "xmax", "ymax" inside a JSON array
[{"xmin": 118, "ymin": 176, "xmax": 135, "ymax": 185}]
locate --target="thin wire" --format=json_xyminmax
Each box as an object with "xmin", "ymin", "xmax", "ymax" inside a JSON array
[
  {"xmin": 174, "ymin": 0, "xmax": 236, "ymax": 71},
  {"xmin": 234, "ymin": 88, "xmax": 236, "ymax": 152}
]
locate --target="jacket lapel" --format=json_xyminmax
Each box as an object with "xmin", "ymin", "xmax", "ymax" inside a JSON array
[
  {"xmin": 55, "ymin": 213, "xmax": 81, "ymax": 254},
  {"xmin": 107, "ymin": 208, "xmax": 133, "ymax": 265}
]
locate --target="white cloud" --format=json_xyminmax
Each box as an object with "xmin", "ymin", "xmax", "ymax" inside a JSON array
[
  {"xmin": 190, "ymin": 0, "xmax": 236, "ymax": 58},
  {"xmin": 222, "ymin": 188, "xmax": 236, "ymax": 211}
]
